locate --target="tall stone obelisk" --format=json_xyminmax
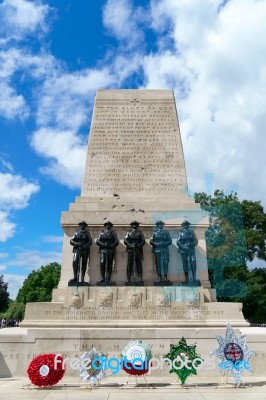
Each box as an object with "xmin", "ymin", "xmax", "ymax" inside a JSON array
[
  {"xmin": 82, "ymin": 89, "xmax": 188, "ymax": 197},
  {"xmin": 58, "ymin": 90, "xmax": 211, "ymax": 289}
]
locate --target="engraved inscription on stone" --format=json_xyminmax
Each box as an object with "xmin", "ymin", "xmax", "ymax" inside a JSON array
[
  {"xmin": 82, "ymin": 90, "xmax": 188, "ymax": 195},
  {"xmin": 40, "ymin": 304, "xmax": 215, "ymax": 321}
]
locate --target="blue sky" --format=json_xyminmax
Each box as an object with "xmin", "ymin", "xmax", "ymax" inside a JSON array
[{"xmin": 1, "ymin": 0, "xmax": 266, "ymax": 299}]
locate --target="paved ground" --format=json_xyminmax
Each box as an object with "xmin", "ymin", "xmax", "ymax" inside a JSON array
[{"xmin": 1, "ymin": 376, "xmax": 266, "ymax": 400}]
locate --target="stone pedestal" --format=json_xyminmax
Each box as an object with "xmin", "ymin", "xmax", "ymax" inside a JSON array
[
  {"xmin": 1, "ymin": 326, "xmax": 265, "ymax": 378},
  {"xmin": 20, "ymin": 286, "xmax": 248, "ymax": 328}
]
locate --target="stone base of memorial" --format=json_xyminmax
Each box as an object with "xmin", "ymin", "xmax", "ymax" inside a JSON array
[
  {"xmin": 18, "ymin": 286, "xmax": 247, "ymax": 328},
  {"xmin": 1, "ymin": 285, "xmax": 266, "ymax": 378}
]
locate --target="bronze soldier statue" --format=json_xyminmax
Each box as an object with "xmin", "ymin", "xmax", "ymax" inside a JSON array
[
  {"xmin": 150, "ymin": 220, "xmax": 172, "ymax": 283},
  {"xmin": 176, "ymin": 220, "xmax": 198, "ymax": 283},
  {"xmin": 96, "ymin": 221, "xmax": 119, "ymax": 283},
  {"xmin": 69, "ymin": 221, "xmax": 92, "ymax": 283},
  {"xmin": 124, "ymin": 221, "xmax": 146, "ymax": 284}
]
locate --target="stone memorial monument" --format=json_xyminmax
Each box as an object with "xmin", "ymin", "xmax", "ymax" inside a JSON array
[{"xmin": 1, "ymin": 90, "xmax": 263, "ymax": 380}]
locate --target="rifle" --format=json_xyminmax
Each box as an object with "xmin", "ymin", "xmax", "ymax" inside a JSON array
[{"xmin": 76, "ymin": 249, "xmax": 81, "ymax": 283}]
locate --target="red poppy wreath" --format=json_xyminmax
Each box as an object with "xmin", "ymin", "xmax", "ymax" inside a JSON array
[{"xmin": 27, "ymin": 354, "xmax": 65, "ymax": 387}]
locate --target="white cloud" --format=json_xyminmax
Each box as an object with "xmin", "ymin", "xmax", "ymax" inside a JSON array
[
  {"xmin": 142, "ymin": 51, "xmax": 194, "ymax": 92},
  {"xmin": 0, "ymin": 48, "xmax": 58, "ymax": 120},
  {"xmin": 31, "ymin": 128, "xmax": 87, "ymax": 188},
  {"xmin": 0, "ymin": 171, "xmax": 39, "ymax": 241},
  {"xmin": 142, "ymin": 0, "xmax": 266, "ymax": 204},
  {"xmin": 113, "ymin": 53, "xmax": 145, "ymax": 85},
  {"xmin": 0, "ymin": 81, "xmax": 28, "ymax": 119},
  {"xmin": 36, "ymin": 68, "xmax": 113, "ymax": 130},
  {"xmin": 0, "ymin": 0, "xmax": 55, "ymax": 121},
  {"xmin": 0, "ymin": 212, "xmax": 16, "ymax": 242},
  {"xmin": 0, "ymin": 172, "xmax": 39, "ymax": 210},
  {"xmin": 103, "ymin": 0, "xmax": 146, "ymax": 47},
  {"xmin": 30, "ymin": 67, "xmax": 115, "ymax": 188},
  {"xmin": 0, "ymin": 48, "xmax": 58, "ymax": 80},
  {"xmin": 0, "ymin": 0, "xmax": 49, "ymax": 42},
  {"xmin": 1, "ymin": 0, "xmax": 265, "ymax": 210}
]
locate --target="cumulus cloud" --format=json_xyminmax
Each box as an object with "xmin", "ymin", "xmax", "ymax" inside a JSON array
[
  {"xmin": 0, "ymin": 48, "xmax": 59, "ymax": 120},
  {"xmin": 0, "ymin": 81, "xmax": 28, "ymax": 119},
  {"xmin": 29, "ymin": 66, "xmax": 116, "ymax": 188},
  {"xmin": 0, "ymin": 2, "xmax": 55, "ymax": 120},
  {"xmin": 28, "ymin": 0, "xmax": 266, "ymax": 201},
  {"xmin": 36, "ymin": 68, "xmax": 113, "ymax": 129},
  {"xmin": 141, "ymin": 0, "xmax": 266, "ymax": 204},
  {"xmin": 0, "ymin": 170, "xmax": 39, "ymax": 241},
  {"xmin": 103, "ymin": 0, "xmax": 147, "ymax": 48},
  {"xmin": 0, "ymin": 0, "xmax": 114, "ymax": 188},
  {"xmin": 1, "ymin": 0, "xmax": 266, "ymax": 208},
  {"xmin": 0, "ymin": 48, "xmax": 58, "ymax": 80},
  {"xmin": 31, "ymin": 128, "xmax": 87, "ymax": 188},
  {"xmin": 0, "ymin": 212, "xmax": 16, "ymax": 242},
  {"xmin": 0, "ymin": 172, "xmax": 39, "ymax": 210},
  {"xmin": 0, "ymin": 0, "xmax": 49, "ymax": 43}
]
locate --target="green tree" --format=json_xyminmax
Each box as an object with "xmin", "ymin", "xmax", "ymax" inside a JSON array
[
  {"xmin": 195, "ymin": 190, "xmax": 249, "ymax": 297},
  {"xmin": 244, "ymin": 268, "xmax": 266, "ymax": 322},
  {"xmin": 4, "ymin": 301, "xmax": 25, "ymax": 321},
  {"xmin": 16, "ymin": 262, "xmax": 61, "ymax": 304},
  {"xmin": 195, "ymin": 190, "xmax": 266, "ymax": 323},
  {"xmin": 220, "ymin": 265, "xmax": 266, "ymax": 323},
  {"xmin": 242, "ymin": 200, "xmax": 266, "ymax": 261},
  {"xmin": 0, "ymin": 275, "xmax": 10, "ymax": 313},
  {"xmin": 195, "ymin": 190, "xmax": 266, "ymax": 264}
]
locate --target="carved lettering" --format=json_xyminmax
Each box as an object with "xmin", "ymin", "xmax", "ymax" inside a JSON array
[{"xmin": 83, "ymin": 102, "xmax": 187, "ymax": 194}]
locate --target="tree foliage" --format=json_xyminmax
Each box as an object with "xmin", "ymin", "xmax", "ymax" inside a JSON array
[
  {"xmin": 195, "ymin": 190, "xmax": 266, "ymax": 263},
  {"xmin": 195, "ymin": 190, "xmax": 266, "ymax": 323},
  {"xmin": 242, "ymin": 199, "xmax": 266, "ymax": 261},
  {"xmin": 16, "ymin": 262, "xmax": 61, "ymax": 304},
  {"xmin": 220, "ymin": 265, "xmax": 266, "ymax": 323},
  {"xmin": 4, "ymin": 301, "xmax": 25, "ymax": 321},
  {"xmin": 0, "ymin": 275, "xmax": 10, "ymax": 313}
]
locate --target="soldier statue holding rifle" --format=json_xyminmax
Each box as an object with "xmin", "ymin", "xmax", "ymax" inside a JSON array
[
  {"xmin": 176, "ymin": 220, "xmax": 198, "ymax": 284},
  {"xmin": 150, "ymin": 220, "xmax": 172, "ymax": 284},
  {"xmin": 69, "ymin": 221, "xmax": 92, "ymax": 285},
  {"xmin": 124, "ymin": 221, "xmax": 146, "ymax": 285},
  {"xmin": 96, "ymin": 221, "xmax": 119, "ymax": 283}
]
